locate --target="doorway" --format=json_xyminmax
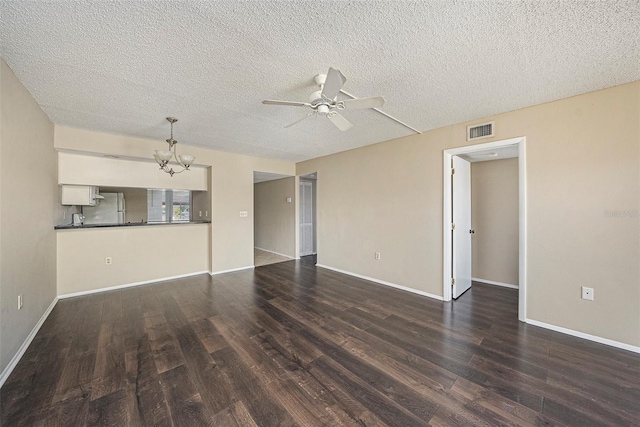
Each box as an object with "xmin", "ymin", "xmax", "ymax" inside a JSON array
[
  {"xmin": 253, "ymin": 171, "xmax": 296, "ymax": 267},
  {"xmin": 298, "ymin": 173, "xmax": 317, "ymax": 258},
  {"xmin": 443, "ymin": 137, "xmax": 527, "ymax": 321}
]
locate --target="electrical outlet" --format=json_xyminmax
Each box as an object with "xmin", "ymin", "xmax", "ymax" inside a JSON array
[
  {"xmin": 581, "ymin": 287, "xmax": 594, "ymax": 301},
  {"xmin": 240, "ymin": 211, "xmax": 248, "ymax": 217},
  {"xmin": 18, "ymin": 294, "xmax": 23, "ymax": 310},
  {"xmin": 375, "ymin": 252, "xmax": 381, "ymax": 260},
  {"xmin": 199, "ymin": 211, "xmax": 202, "ymax": 217},
  {"xmin": 105, "ymin": 257, "xmax": 112, "ymax": 265},
  {"xmin": 205, "ymin": 210, "xmax": 208, "ymax": 217}
]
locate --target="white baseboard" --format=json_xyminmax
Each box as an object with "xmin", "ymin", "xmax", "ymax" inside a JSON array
[
  {"xmin": 0, "ymin": 297, "xmax": 58, "ymax": 388},
  {"xmin": 316, "ymin": 264, "xmax": 444, "ymax": 301},
  {"xmin": 525, "ymin": 318, "xmax": 640, "ymax": 354},
  {"xmin": 58, "ymin": 271, "xmax": 210, "ymax": 299},
  {"xmin": 210, "ymin": 265, "xmax": 254, "ymax": 276},
  {"xmin": 472, "ymin": 277, "xmax": 519, "ymax": 289},
  {"xmin": 254, "ymin": 247, "xmax": 295, "ymax": 260}
]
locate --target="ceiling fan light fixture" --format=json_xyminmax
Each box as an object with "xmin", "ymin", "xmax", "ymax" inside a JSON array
[{"xmin": 261, "ymin": 67, "xmax": 401, "ymax": 132}]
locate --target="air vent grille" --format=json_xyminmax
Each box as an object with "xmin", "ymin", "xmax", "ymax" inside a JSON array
[{"xmin": 467, "ymin": 121, "xmax": 494, "ymax": 141}]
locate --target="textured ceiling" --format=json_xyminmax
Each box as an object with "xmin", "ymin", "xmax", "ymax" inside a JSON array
[{"xmin": 1, "ymin": 1, "xmax": 639, "ymax": 162}]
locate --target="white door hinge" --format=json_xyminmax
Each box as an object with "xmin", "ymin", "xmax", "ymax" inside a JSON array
[
  {"xmin": 451, "ymin": 278, "xmax": 455, "ymax": 285},
  {"xmin": 451, "ymin": 168, "xmax": 455, "ymax": 175}
]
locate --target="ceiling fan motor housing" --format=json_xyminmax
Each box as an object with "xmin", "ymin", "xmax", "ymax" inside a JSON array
[
  {"xmin": 309, "ymin": 90, "xmax": 324, "ymax": 105},
  {"xmin": 317, "ymin": 104, "xmax": 330, "ymax": 115}
]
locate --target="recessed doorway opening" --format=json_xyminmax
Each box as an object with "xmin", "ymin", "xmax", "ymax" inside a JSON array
[
  {"xmin": 253, "ymin": 171, "xmax": 296, "ymax": 267},
  {"xmin": 443, "ymin": 137, "xmax": 527, "ymax": 321},
  {"xmin": 298, "ymin": 173, "xmax": 317, "ymax": 258}
]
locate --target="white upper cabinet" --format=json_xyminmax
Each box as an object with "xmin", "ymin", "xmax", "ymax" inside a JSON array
[{"xmin": 61, "ymin": 185, "xmax": 100, "ymax": 206}]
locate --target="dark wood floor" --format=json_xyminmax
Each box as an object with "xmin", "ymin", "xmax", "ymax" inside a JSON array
[{"xmin": 2, "ymin": 256, "xmax": 639, "ymax": 426}]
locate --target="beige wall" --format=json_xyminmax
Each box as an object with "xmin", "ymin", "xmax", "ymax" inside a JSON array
[
  {"xmin": 58, "ymin": 151, "xmax": 208, "ymax": 191},
  {"xmin": 298, "ymin": 81, "xmax": 640, "ymax": 347},
  {"xmin": 54, "ymin": 126, "xmax": 296, "ymax": 274},
  {"xmin": 471, "ymin": 158, "xmax": 519, "ymax": 285},
  {"xmin": 57, "ymin": 224, "xmax": 210, "ymax": 295},
  {"xmin": 254, "ymin": 177, "xmax": 296, "ymax": 257},
  {"xmin": 0, "ymin": 59, "xmax": 60, "ymax": 374}
]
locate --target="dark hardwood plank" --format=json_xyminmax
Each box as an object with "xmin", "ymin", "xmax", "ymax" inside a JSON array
[
  {"xmin": 128, "ymin": 335, "xmax": 173, "ymax": 427},
  {"xmin": 52, "ymin": 350, "xmax": 96, "ymax": 403},
  {"xmin": 87, "ymin": 388, "xmax": 139, "ymax": 427},
  {"xmin": 311, "ymin": 356, "xmax": 430, "ymax": 427},
  {"xmin": 210, "ymin": 400, "xmax": 259, "ymax": 426},
  {"xmin": 173, "ymin": 322, "xmax": 235, "ymax": 415},
  {"xmin": 67, "ymin": 299, "xmax": 104, "ymax": 357},
  {"xmin": 91, "ymin": 294, "xmax": 126, "ymax": 401},
  {"xmin": 159, "ymin": 365, "xmax": 211, "ymax": 427},
  {"xmin": 0, "ymin": 334, "xmax": 70, "ymax": 424},
  {"xmin": 143, "ymin": 313, "xmax": 186, "ymax": 374},
  {"xmin": 2, "ymin": 257, "xmax": 639, "ymax": 427},
  {"xmin": 212, "ymin": 346, "xmax": 296, "ymax": 426}
]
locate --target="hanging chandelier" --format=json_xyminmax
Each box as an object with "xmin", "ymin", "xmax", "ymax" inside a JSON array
[{"xmin": 153, "ymin": 117, "xmax": 195, "ymax": 176}]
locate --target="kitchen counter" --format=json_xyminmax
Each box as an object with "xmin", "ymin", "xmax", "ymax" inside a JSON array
[{"xmin": 55, "ymin": 220, "xmax": 211, "ymax": 230}]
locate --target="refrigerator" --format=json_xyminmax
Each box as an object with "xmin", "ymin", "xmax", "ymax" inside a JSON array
[{"xmin": 83, "ymin": 192, "xmax": 125, "ymax": 225}]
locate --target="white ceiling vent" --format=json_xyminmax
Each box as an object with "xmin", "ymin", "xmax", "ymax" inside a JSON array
[{"xmin": 467, "ymin": 121, "xmax": 494, "ymax": 141}]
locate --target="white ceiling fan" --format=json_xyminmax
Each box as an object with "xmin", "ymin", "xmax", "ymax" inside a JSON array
[{"xmin": 262, "ymin": 67, "xmax": 385, "ymax": 131}]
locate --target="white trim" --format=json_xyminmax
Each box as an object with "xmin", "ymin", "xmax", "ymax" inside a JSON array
[
  {"xmin": 472, "ymin": 277, "xmax": 519, "ymax": 289},
  {"xmin": 210, "ymin": 265, "xmax": 254, "ymax": 276},
  {"xmin": 254, "ymin": 247, "xmax": 295, "ymax": 260},
  {"xmin": 518, "ymin": 139, "xmax": 527, "ymax": 322},
  {"xmin": 0, "ymin": 298, "xmax": 58, "ymax": 388},
  {"xmin": 316, "ymin": 264, "xmax": 444, "ymax": 301},
  {"xmin": 443, "ymin": 137, "xmax": 527, "ymax": 322},
  {"xmin": 525, "ymin": 319, "xmax": 640, "ymax": 354},
  {"xmin": 58, "ymin": 271, "xmax": 209, "ymax": 299}
]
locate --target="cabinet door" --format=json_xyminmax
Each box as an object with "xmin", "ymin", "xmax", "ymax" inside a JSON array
[{"xmin": 61, "ymin": 185, "xmax": 98, "ymax": 206}]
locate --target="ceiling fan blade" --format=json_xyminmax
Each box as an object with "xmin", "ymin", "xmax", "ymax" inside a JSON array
[
  {"xmin": 262, "ymin": 100, "xmax": 310, "ymax": 107},
  {"xmin": 327, "ymin": 112, "xmax": 353, "ymax": 131},
  {"xmin": 321, "ymin": 67, "xmax": 346, "ymax": 100},
  {"xmin": 341, "ymin": 96, "xmax": 385, "ymax": 110},
  {"xmin": 285, "ymin": 112, "xmax": 315, "ymax": 128}
]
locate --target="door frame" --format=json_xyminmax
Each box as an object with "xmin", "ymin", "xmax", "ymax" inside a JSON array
[
  {"xmin": 299, "ymin": 180, "xmax": 314, "ymax": 256},
  {"xmin": 442, "ymin": 137, "xmax": 527, "ymax": 321}
]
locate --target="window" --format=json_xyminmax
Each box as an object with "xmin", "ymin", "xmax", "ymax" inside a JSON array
[{"xmin": 147, "ymin": 189, "xmax": 191, "ymax": 223}]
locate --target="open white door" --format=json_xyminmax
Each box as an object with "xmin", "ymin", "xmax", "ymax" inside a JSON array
[
  {"xmin": 452, "ymin": 156, "xmax": 472, "ymax": 298},
  {"xmin": 299, "ymin": 181, "xmax": 314, "ymax": 256}
]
